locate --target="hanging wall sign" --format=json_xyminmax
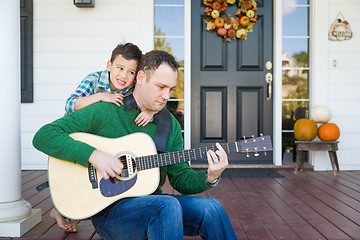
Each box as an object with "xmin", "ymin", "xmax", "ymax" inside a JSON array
[{"xmin": 328, "ymin": 11, "xmax": 353, "ymax": 41}]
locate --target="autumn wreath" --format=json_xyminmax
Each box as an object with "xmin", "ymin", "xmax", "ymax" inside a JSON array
[{"xmin": 203, "ymin": 0, "xmax": 257, "ymax": 41}]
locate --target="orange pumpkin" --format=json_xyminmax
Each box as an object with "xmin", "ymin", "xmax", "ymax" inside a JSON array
[
  {"xmin": 294, "ymin": 119, "xmax": 318, "ymax": 141},
  {"xmin": 239, "ymin": 16, "xmax": 250, "ymax": 27},
  {"xmin": 227, "ymin": 29, "xmax": 236, "ymax": 38},
  {"xmin": 318, "ymin": 123, "xmax": 340, "ymax": 141},
  {"xmin": 212, "ymin": 1, "xmax": 221, "ymax": 10},
  {"xmin": 214, "ymin": 17, "xmax": 225, "ymax": 28},
  {"xmin": 241, "ymin": 0, "xmax": 253, "ymax": 9},
  {"xmin": 217, "ymin": 27, "xmax": 227, "ymax": 36}
]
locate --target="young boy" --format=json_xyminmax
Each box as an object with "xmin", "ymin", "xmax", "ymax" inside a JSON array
[
  {"xmin": 65, "ymin": 42, "xmax": 154, "ymax": 126},
  {"xmin": 51, "ymin": 43, "xmax": 156, "ymax": 232}
]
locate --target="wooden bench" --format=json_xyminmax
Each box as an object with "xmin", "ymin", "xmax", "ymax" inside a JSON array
[{"xmin": 294, "ymin": 141, "xmax": 339, "ymax": 176}]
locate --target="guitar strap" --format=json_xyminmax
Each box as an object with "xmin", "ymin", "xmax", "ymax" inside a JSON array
[{"xmin": 152, "ymin": 108, "xmax": 172, "ymax": 153}]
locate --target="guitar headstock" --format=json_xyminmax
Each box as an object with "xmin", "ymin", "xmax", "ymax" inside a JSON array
[{"xmin": 237, "ymin": 135, "xmax": 273, "ymax": 155}]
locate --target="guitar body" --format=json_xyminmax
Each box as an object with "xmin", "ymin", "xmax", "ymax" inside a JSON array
[{"xmin": 48, "ymin": 132, "xmax": 159, "ymax": 220}]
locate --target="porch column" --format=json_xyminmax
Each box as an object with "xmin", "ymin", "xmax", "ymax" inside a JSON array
[{"xmin": 0, "ymin": 0, "xmax": 41, "ymax": 237}]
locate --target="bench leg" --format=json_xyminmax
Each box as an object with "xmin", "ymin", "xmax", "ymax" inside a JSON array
[
  {"xmin": 328, "ymin": 151, "xmax": 339, "ymax": 176},
  {"xmin": 294, "ymin": 151, "xmax": 306, "ymax": 174}
]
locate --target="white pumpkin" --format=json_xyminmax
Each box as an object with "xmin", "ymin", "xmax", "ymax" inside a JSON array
[{"xmin": 310, "ymin": 105, "xmax": 332, "ymax": 123}]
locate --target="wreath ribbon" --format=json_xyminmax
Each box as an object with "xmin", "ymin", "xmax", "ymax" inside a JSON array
[{"xmin": 203, "ymin": 0, "xmax": 257, "ymax": 41}]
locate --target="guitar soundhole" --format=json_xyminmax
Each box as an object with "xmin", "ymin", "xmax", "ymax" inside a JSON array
[{"xmin": 115, "ymin": 154, "xmax": 137, "ymax": 180}]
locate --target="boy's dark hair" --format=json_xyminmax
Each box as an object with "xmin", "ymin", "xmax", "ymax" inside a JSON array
[
  {"xmin": 138, "ymin": 50, "xmax": 179, "ymax": 78},
  {"xmin": 110, "ymin": 43, "xmax": 142, "ymax": 63}
]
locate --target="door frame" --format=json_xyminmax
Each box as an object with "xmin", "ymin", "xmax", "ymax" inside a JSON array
[{"xmin": 184, "ymin": 0, "xmax": 283, "ymax": 165}]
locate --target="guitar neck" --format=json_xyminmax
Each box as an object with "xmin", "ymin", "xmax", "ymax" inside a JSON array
[
  {"xmin": 136, "ymin": 143, "xmax": 238, "ymax": 171},
  {"xmin": 135, "ymin": 135, "xmax": 272, "ymax": 171}
]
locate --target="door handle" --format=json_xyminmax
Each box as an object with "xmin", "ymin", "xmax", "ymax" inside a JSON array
[{"xmin": 265, "ymin": 72, "xmax": 272, "ymax": 100}]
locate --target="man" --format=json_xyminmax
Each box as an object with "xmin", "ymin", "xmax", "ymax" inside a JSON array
[{"xmin": 33, "ymin": 50, "xmax": 237, "ymax": 240}]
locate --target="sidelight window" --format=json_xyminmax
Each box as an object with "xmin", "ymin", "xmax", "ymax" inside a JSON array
[
  {"xmin": 281, "ymin": 0, "xmax": 310, "ymax": 163},
  {"xmin": 154, "ymin": 0, "xmax": 185, "ymax": 135}
]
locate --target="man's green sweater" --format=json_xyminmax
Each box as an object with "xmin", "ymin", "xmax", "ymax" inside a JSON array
[{"xmin": 33, "ymin": 100, "xmax": 210, "ymax": 194}]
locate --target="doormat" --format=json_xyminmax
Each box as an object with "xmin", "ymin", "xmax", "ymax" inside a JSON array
[{"xmin": 195, "ymin": 168, "xmax": 284, "ymax": 178}]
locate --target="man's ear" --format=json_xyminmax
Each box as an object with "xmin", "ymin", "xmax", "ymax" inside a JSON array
[
  {"xmin": 136, "ymin": 70, "xmax": 146, "ymax": 85},
  {"xmin": 106, "ymin": 60, "xmax": 112, "ymax": 71}
]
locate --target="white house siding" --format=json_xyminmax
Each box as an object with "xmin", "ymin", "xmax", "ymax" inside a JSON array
[
  {"xmin": 325, "ymin": 0, "xmax": 360, "ymax": 170},
  {"xmin": 21, "ymin": 0, "xmax": 154, "ymax": 169}
]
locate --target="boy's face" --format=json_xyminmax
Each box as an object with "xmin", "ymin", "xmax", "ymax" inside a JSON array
[{"xmin": 107, "ymin": 55, "xmax": 138, "ymax": 91}]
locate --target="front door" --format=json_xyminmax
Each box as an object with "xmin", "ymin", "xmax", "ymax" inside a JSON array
[{"xmin": 191, "ymin": 0, "xmax": 273, "ymax": 164}]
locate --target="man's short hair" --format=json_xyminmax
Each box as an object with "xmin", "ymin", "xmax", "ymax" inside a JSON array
[
  {"xmin": 110, "ymin": 43, "xmax": 142, "ymax": 63},
  {"xmin": 138, "ymin": 50, "xmax": 179, "ymax": 78}
]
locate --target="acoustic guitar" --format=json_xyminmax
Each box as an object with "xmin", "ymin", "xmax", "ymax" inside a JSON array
[{"xmin": 48, "ymin": 132, "xmax": 272, "ymax": 219}]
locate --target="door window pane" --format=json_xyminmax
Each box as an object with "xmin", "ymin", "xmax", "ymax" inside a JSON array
[
  {"xmin": 282, "ymin": 38, "xmax": 309, "ymax": 66},
  {"xmin": 155, "ymin": 7, "xmax": 184, "ymax": 36},
  {"xmin": 154, "ymin": 36, "xmax": 184, "ymax": 62},
  {"xmin": 283, "ymin": 6, "xmax": 309, "ymax": 36},
  {"xmin": 282, "ymin": 101, "xmax": 309, "ymax": 130},
  {"xmin": 155, "ymin": 0, "xmax": 184, "ymax": 5},
  {"xmin": 282, "ymin": 70, "xmax": 309, "ymax": 100}
]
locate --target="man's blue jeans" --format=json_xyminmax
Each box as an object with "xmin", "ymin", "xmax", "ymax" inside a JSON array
[{"xmin": 91, "ymin": 194, "xmax": 237, "ymax": 240}]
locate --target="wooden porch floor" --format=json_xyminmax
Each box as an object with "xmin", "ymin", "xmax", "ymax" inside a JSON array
[{"xmin": 3, "ymin": 169, "xmax": 360, "ymax": 239}]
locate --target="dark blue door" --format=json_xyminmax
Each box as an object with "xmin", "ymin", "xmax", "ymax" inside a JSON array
[{"xmin": 191, "ymin": 0, "xmax": 274, "ymax": 164}]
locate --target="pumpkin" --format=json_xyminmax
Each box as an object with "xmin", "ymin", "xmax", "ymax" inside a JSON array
[
  {"xmin": 217, "ymin": 27, "xmax": 227, "ymax": 36},
  {"xmin": 294, "ymin": 119, "xmax": 318, "ymax": 141},
  {"xmin": 212, "ymin": 1, "xmax": 221, "ymax": 10},
  {"xmin": 240, "ymin": 0, "xmax": 253, "ymax": 10},
  {"xmin": 227, "ymin": 28, "xmax": 236, "ymax": 38},
  {"xmin": 211, "ymin": 10, "xmax": 220, "ymax": 19},
  {"xmin": 310, "ymin": 105, "xmax": 332, "ymax": 123},
  {"xmin": 318, "ymin": 123, "xmax": 340, "ymax": 141},
  {"xmin": 214, "ymin": 17, "xmax": 225, "ymax": 28},
  {"xmin": 239, "ymin": 16, "xmax": 250, "ymax": 27},
  {"xmin": 246, "ymin": 9, "xmax": 255, "ymax": 18},
  {"xmin": 236, "ymin": 29, "xmax": 247, "ymax": 38}
]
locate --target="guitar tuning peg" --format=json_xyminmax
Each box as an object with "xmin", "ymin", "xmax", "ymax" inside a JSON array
[
  {"xmin": 246, "ymin": 153, "xmax": 250, "ymax": 158},
  {"xmin": 254, "ymin": 148, "xmax": 259, "ymax": 157},
  {"xmin": 264, "ymin": 152, "xmax": 267, "ymax": 156},
  {"xmin": 243, "ymin": 136, "xmax": 246, "ymax": 140},
  {"xmin": 251, "ymin": 135, "xmax": 255, "ymax": 138},
  {"xmin": 260, "ymin": 133, "xmax": 265, "ymax": 140}
]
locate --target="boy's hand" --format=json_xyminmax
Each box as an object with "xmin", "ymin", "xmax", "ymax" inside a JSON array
[
  {"xmin": 101, "ymin": 93, "xmax": 124, "ymax": 106},
  {"xmin": 135, "ymin": 110, "xmax": 155, "ymax": 127}
]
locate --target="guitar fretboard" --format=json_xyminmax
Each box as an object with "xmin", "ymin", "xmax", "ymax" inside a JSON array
[{"xmin": 136, "ymin": 143, "xmax": 239, "ymax": 171}]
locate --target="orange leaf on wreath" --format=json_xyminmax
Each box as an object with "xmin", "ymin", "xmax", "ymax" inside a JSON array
[
  {"xmin": 203, "ymin": 0, "xmax": 214, "ymax": 6},
  {"xmin": 219, "ymin": 3, "xmax": 228, "ymax": 12}
]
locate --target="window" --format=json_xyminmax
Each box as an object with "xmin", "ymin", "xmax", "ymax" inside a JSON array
[
  {"xmin": 282, "ymin": 0, "xmax": 310, "ymax": 163},
  {"xmin": 154, "ymin": 0, "xmax": 185, "ymax": 133},
  {"xmin": 20, "ymin": 0, "xmax": 33, "ymax": 103}
]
